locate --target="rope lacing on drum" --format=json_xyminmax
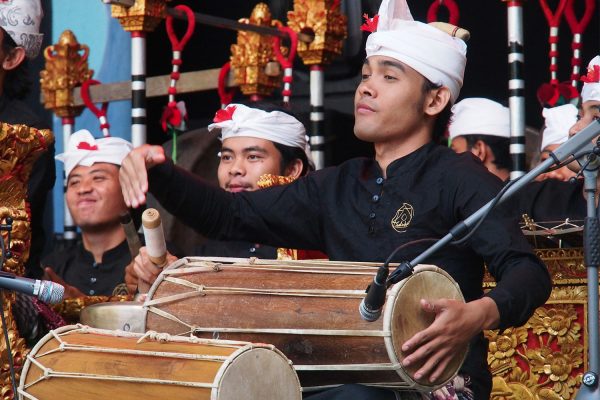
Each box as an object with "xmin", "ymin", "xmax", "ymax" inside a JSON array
[{"xmin": 137, "ymin": 330, "xmax": 173, "ymax": 344}]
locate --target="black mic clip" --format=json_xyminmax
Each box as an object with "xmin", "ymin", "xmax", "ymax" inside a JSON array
[{"xmin": 387, "ymin": 261, "xmax": 414, "ymax": 284}]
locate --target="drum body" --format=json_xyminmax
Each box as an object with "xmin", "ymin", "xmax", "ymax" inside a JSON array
[
  {"xmin": 19, "ymin": 325, "xmax": 301, "ymax": 400},
  {"xmin": 144, "ymin": 257, "xmax": 467, "ymax": 391}
]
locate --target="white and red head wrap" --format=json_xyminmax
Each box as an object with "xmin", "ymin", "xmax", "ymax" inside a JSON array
[
  {"xmin": 55, "ymin": 129, "xmax": 133, "ymax": 178},
  {"xmin": 448, "ymin": 98, "xmax": 510, "ymax": 140},
  {"xmin": 207, "ymin": 104, "xmax": 311, "ymax": 161},
  {"xmin": 0, "ymin": 0, "xmax": 44, "ymax": 58},
  {"xmin": 541, "ymin": 104, "xmax": 578, "ymax": 151},
  {"xmin": 364, "ymin": 0, "xmax": 467, "ymax": 104},
  {"xmin": 581, "ymin": 55, "xmax": 600, "ymax": 103}
]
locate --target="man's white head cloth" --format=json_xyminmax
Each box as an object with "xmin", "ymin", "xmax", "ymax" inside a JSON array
[
  {"xmin": 207, "ymin": 104, "xmax": 311, "ymax": 161},
  {"xmin": 0, "ymin": 0, "xmax": 44, "ymax": 58},
  {"xmin": 364, "ymin": 0, "xmax": 467, "ymax": 104},
  {"xmin": 541, "ymin": 104, "xmax": 578, "ymax": 151},
  {"xmin": 448, "ymin": 98, "xmax": 510, "ymax": 140},
  {"xmin": 55, "ymin": 129, "xmax": 133, "ymax": 178},
  {"xmin": 581, "ymin": 55, "xmax": 600, "ymax": 103}
]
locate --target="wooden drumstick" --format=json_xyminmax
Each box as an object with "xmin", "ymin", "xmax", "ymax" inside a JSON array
[
  {"xmin": 428, "ymin": 22, "xmax": 470, "ymax": 42},
  {"xmin": 142, "ymin": 208, "xmax": 168, "ymax": 268}
]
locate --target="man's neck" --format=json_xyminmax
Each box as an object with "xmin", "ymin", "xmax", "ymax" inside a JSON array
[
  {"xmin": 81, "ymin": 225, "xmax": 126, "ymax": 264},
  {"xmin": 374, "ymin": 131, "xmax": 432, "ymax": 178}
]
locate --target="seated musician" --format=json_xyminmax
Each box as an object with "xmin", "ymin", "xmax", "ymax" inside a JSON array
[
  {"xmin": 569, "ymin": 55, "xmax": 600, "ymax": 142},
  {"xmin": 449, "ymin": 98, "xmax": 512, "ymax": 182},
  {"xmin": 118, "ymin": 0, "xmax": 552, "ymax": 398},
  {"xmin": 448, "ymin": 97, "xmax": 585, "ymax": 222},
  {"xmin": 42, "ymin": 129, "xmax": 134, "ymax": 298},
  {"xmin": 125, "ymin": 102, "xmax": 318, "ymax": 292},
  {"xmin": 537, "ymin": 104, "xmax": 579, "ymax": 182}
]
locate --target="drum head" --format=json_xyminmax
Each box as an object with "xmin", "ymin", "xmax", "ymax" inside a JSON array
[
  {"xmin": 389, "ymin": 266, "xmax": 467, "ymax": 388},
  {"xmin": 217, "ymin": 347, "xmax": 301, "ymax": 400}
]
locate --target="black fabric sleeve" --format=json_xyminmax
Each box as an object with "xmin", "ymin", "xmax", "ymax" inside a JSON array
[
  {"xmin": 148, "ymin": 159, "xmax": 325, "ymax": 250},
  {"xmin": 447, "ymin": 159, "xmax": 552, "ymax": 330}
]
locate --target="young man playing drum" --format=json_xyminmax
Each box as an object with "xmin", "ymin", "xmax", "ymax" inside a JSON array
[
  {"xmin": 125, "ymin": 103, "xmax": 315, "ymax": 292},
  {"xmin": 118, "ymin": 0, "xmax": 551, "ymax": 398}
]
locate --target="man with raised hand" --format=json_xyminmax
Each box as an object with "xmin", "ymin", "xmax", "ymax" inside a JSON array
[{"xmin": 119, "ymin": 0, "xmax": 550, "ymax": 398}]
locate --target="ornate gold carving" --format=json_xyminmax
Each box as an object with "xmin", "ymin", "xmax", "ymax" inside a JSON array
[
  {"xmin": 111, "ymin": 0, "xmax": 168, "ymax": 32},
  {"xmin": 0, "ymin": 124, "xmax": 53, "ymax": 276},
  {"xmin": 287, "ymin": 0, "xmax": 347, "ymax": 65},
  {"xmin": 257, "ymin": 173, "xmax": 295, "ymax": 188},
  {"xmin": 487, "ymin": 286, "xmax": 587, "ymax": 399},
  {"xmin": 230, "ymin": 3, "xmax": 284, "ymax": 97},
  {"xmin": 40, "ymin": 30, "xmax": 93, "ymax": 118},
  {"xmin": 0, "ymin": 123, "xmax": 53, "ymax": 400}
]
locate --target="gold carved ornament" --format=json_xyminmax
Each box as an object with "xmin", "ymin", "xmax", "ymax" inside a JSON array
[
  {"xmin": 0, "ymin": 123, "xmax": 53, "ymax": 400},
  {"xmin": 287, "ymin": 0, "xmax": 347, "ymax": 66},
  {"xmin": 485, "ymin": 247, "xmax": 588, "ymax": 399},
  {"xmin": 111, "ymin": 0, "xmax": 170, "ymax": 33},
  {"xmin": 40, "ymin": 30, "xmax": 93, "ymax": 119},
  {"xmin": 230, "ymin": 3, "xmax": 285, "ymax": 98}
]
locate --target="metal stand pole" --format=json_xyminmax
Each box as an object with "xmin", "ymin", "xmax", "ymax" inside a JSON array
[{"xmin": 575, "ymin": 163, "xmax": 600, "ymax": 398}]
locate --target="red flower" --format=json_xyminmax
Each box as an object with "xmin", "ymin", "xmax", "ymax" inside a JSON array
[
  {"xmin": 76, "ymin": 141, "xmax": 98, "ymax": 151},
  {"xmin": 160, "ymin": 105, "xmax": 181, "ymax": 132},
  {"xmin": 581, "ymin": 65, "xmax": 600, "ymax": 83},
  {"xmin": 360, "ymin": 13, "xmax": 379, "ymax": 33},
  {"xmin": 213, "ymin": 105, "xmax": 237, "ymax": 123}
]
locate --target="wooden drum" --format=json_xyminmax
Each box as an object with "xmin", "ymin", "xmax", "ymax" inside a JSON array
[
  {"xmin": 18, "ymin": 325, "xmax": 301, "ymax": 400},
  {"xmin": 144, "ymin": 257, "xmax": 467, "ymax": 392}
]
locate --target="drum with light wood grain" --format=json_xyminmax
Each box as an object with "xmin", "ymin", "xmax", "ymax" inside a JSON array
[
  {"xmin": 143, "ymin": 258, "xmax": 467, "ymax": 392},
  {"xmin": 18, "ymin": 325, "xmax": 301, "ymax": 400}
]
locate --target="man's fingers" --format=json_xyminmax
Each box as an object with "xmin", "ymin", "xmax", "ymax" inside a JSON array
[{"xmin": 44, "ymin": 267, "xmax": 67, "ymax": 286}]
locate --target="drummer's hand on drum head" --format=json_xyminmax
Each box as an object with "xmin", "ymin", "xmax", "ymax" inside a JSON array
[
  {"xmin": 132, "ymin": 247, "xmax": 178, "ymax": 293},
  {"xmin": 119, "ymin": 145, "xmax": 166, "ymax": 209},
  {"xmin": 43, "ymin": 267, "xmax": 86, "ymax": 299},
  {"xmin": 400, "ymin": 296, "xmax": 500, "ymax": 383}
]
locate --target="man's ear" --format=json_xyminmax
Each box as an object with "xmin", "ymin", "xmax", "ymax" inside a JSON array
[
  {"xmin": 2, "ymin": 47, "xmax": 25, "ymax": 71},
  {"xmin": 423, "ymin": 86, "xmax": 451, "ymax": 117},
  {"xmin": 284, "ymin": 159, "xmax": 303, "ymax": 180},
  {"xmin": 470, "ymin": 139, "xmax": 488, "ymax": 162}
]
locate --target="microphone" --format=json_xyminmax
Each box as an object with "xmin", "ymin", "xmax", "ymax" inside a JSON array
[
  {"xmin": 359, "ymin": 265, "xmax": 389, "ymax": 322},
  {"xmin": 0, "ymin": 272, "xmax": 64, "ymax": 304}
]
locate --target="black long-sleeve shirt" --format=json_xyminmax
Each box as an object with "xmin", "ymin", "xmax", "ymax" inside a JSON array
[{"xmin": 148, "ymin": 142, "xmax": 552, "ymax": 399}]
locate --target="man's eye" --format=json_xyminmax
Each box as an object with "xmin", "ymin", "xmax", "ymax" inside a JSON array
[
  {"xmin": 248, "ymin": 154, "xmax": 262, "ymax": 161},
  {"xmin": 361, "ymin": 73, "xmax": 370, "ymax": 80},
  {"xmin": 384, "ymin": 75, "xmax": 397, "ymax": 80}
]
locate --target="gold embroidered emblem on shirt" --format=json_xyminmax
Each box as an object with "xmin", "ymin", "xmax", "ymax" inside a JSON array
[{"xmin": 391, "ymin": 203, "xmax": 414, "ymax": 232}]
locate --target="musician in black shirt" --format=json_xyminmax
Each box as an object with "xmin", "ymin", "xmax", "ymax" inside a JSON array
[{"xmin": 119, "ymin": 1, "xmax": 551, "ymax": 398}]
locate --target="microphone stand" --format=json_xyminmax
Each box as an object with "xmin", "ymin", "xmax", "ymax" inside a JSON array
[
  {"xmin": 386, "ymin": 120, "xmax": 600, "ymax": 284},
  {"xmin": 0, "ymin": 217, "xmax": 18, "ymax": 398},
  {"xmin": 575, "ymin": 158, "xmax": 600, "ymax": 398}
]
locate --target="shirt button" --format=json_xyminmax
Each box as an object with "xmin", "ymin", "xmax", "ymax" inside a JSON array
[
  {"xmin": 368, "ymin": 226, "xmax": 375, "ymax": 234},
  {"xmin": 92, "ymin": 262, "xmax": 98, "ymax": 268},
  {"xmin": 369, "ymin": 212, "xmax": 376, "ymax": 219},
  {"xmin": 89, "ymin": 289, "xmax": 95, "ymax": 295},
  {"xmin": 372, "ymin": 195, "xmax": 380, "ymax": 203},
  {"xmin": 249, "ymin": 247, "xmax": 256, "ymax": 253},
  {"xmin": 376, "ymin": 177, "xmax": 384, "ymax": 185},
  {"xmin": 90, "ymin": 277, "xmax": 97, "ymax": 284}
]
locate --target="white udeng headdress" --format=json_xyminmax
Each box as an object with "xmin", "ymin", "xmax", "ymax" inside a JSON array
[
  {"xmin": 541, "ymin": 104, "xmax": 578, "ymax": 151},
  {"xmin": 364, "ymin": 0, "xmax": 467, "ymax": 104},
  {"xmin": 581, "ymin": 55, "xmax": 600, "ymax": 103},
  {"xmin": 0, "ymin": 0, "xmax": 44, "ymax": 58},
  {"xmin": 55, "ymin": 129, "xmax": 133, "ymax": 178},
  {"xmin": 448, "ymin": 98, "xmax": 510, "ymax": 140},
  {"xmin": 207, "ymin": 104, "xmax": 311, "ymax": 161}
]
